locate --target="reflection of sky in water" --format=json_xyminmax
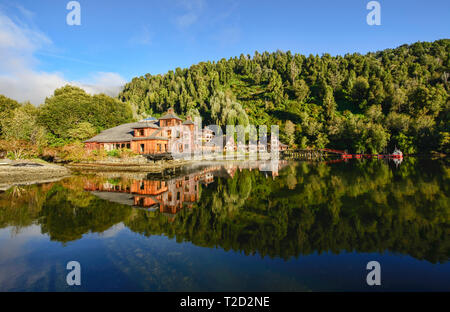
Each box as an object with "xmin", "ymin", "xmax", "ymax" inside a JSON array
[{"xmin": 0, "ymin": 224, "xmax": 449, "ymax": 291}]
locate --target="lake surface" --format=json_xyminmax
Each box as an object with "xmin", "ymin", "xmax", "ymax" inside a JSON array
[{"xmin": 0, "ymin": 158, "xmax": 448, "ymax": 291}]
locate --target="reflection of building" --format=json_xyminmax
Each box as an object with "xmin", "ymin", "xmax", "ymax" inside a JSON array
[
  {"xmin": 84, "ymin": 166, "xmax": 219, "ymax": 216},
  {"xmin": 84, "ymin": 161, "xmax": 288, "ymax": 219},
  {"xmin": 224, "ymin": 160, "xmax": 288, "ymax": 179}
]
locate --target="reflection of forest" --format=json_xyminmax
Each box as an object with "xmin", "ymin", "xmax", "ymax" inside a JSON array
[{"xmin": 0, "ymin": 159, "xmax": 448, "ymax": 263}]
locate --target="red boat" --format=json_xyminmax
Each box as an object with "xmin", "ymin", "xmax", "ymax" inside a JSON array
[{"xmin": 389, "ymin": 148, "xmax": 403, "ymax": 159}]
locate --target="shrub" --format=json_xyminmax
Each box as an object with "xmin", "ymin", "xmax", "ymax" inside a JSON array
[
  {"xmin": 118, "ymin": 148, "xmax": 136, "ymax": 159},
  {"xmin": 107, "ymin": 149, "xmax": 120, "ymax": 157},
  {"xmin": 0, "ymin": 140, "xmax": 38, "ymax": 159}
]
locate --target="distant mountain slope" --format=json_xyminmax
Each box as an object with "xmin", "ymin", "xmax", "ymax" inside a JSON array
[{"xmin": 119, "ymin": 39, "xmax": 449, "ymax": 153}]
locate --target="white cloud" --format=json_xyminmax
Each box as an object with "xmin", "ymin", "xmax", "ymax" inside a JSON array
[
  {"xmin": 0, "ymin": 9, "xmax": 126, "ymax": 105},
  {"xmin": 129, "ymin": 25, "xmax": 153, "ymax": 46},
  {"xmin": 97, "ymin": 223, "xmax": 125, "ymax": 238},
  {"xmin": 74, "ymin": 72, "xmax": 127, "ymax": 98},
  {"xmin": 174, "ymin": 0, "xmax": 205, "ymax": 28}
]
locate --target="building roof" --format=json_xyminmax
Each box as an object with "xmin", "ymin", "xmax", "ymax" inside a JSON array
[
  {"xmin": 141, "ymin": 117, "xmax": 157, "ymax": 122},
  {"xmin": 159, "ymin": 113, "xmax": 182, "ymax": 120},
  {"xmin": 91, "ymin": 191, "xmax": 134, "ymax": 206},
  {"xmin": 84, "ymin": 109, "xmax": 195, "ymax": 143},
  {"xmin": 85, "ymin": 122, "xmax": 160, "ymax": 143},
  {"xmin": 132, "ymin": 122, "xmax": 160, "ymax": 129}
]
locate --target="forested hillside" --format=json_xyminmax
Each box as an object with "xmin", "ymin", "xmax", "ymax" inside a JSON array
[{"xmin": 119, "ymin": 39, "xmax": 449, "ymax": 154}]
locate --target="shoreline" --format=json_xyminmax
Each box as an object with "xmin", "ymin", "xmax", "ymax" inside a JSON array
[
  {"xmin": 65, "ymin": 158, "xmax": 195, "ymax": 172},
  {"xmin": 1, "ymin": 154, "xmax": 447, "ymax": 191},
  {"xmin": 0, "ymin": 160, "xmax": 71, "ymax": 191}
]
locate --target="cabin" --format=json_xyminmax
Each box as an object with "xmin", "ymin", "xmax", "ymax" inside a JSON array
[
  {"xmin": 84, "ymin": 108, "xmax": 195, "ymax": 155},
  {"xmin": 84, "ymin": 108, "xmax": 289, "ymax": 155}
]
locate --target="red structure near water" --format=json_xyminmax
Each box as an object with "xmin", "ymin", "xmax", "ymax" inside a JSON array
[{"xmin": 320, "ymin": 148, "xmax": 404, "ymax": 160}]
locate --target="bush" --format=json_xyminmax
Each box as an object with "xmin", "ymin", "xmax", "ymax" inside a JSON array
[
  {"xmin": 60, "ymin": 142, "xmax": 88, "ymax": 162},
  {"xmin": 107, "ymin": 149, "xmax": 121, "ymax": 157},
  {"xmin": 91, "ymin": 149, "xmax": 107, "ymax": 159},
  {"xmin": 118, "ymin": 148, "xmax": 136, "ymax": 159},
  {"xmin": 0, "ymin": 140, "xmax": 38, "ymax": 159},
  {"xmin": 67, "ymin": 122, "xmax": 98, "ymax": 141},
  {"xmin": 106, "ymin": 148, "xmax": 136, "ymax": 159}
]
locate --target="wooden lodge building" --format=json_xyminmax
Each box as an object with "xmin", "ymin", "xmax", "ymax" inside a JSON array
[
  {"xmin": 84, "ymin": 108, "xmax": 289, "ymax": 155},
  {"xmin": 84, "ymin": 108, "xmax": 196, "ymax": 155}
]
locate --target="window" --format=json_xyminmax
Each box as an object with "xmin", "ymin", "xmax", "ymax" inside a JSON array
[
  {"xmin": 139, "ymin": 129, "xmax": 144, "ymax": 136},
  {"xmin": 140, "ymin": 144, "xmax": 145, "ymax": 153},
  {"xmin": 168, "ymin": 192, "xmax": 172, "ymax": 201},
  {"xmin": 126, "ymin": 143, "xmax": 130, "ymax": 149},
  {"xmin": 157, "ymin": 144, "xmax": 161, "ymax": 152},
  {"xmin": 177, "ymin": 192, "xmax": 180, "ymax": 200},
  {"xmin": 167, "ymin": 130, "xmax": 172, "ymax": 139},
  {"xmin": 140, "ymin": 182, "xmax": 145, "ymax": 190}
]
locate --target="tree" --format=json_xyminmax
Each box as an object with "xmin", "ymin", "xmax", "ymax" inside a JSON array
[
  {"xmin": 292, "ymin": 79, "xmax": 310, "ymax": 102},
  {"xmin": 0, "ymin": 103, "xmax": 47, "ymax": 156},
  {"xmin": 67, "ymin": 122, "xmax": 98, "ymax": 141},
  {"xmin": 285, "ymin": 120, "xmax": 295, "ymax": 146},
  {"xmin": 210, "ymin": 90, "xmax": 249, "ymax": 126},
  {"xmin": 0, "ymin": 95, "xmax": 19, "ymax": 115},
  {"xmin": 0, "ymin": 104, "xmax": 43, "ymax": 142},
  {"xmin": 323, "ymin": 86, "xmax": 336, "ymax": 118},
  {"xmin": 39, "ymin": 85, "xmax": 133, "ymax": 140},
  {"xmin": 351, "ymin": 76, "xmax": 370, "ymax": 109},
  {"xmin": 267, "ymin": 71, "xmax": 284, "ymax": 106},
  {"xmin": 0, "ymin": 95, "xmax": 20, "ymax": 137},
  {"xmin": 393, "ymin": 133, "xmax": 416, "ymax": 154}
]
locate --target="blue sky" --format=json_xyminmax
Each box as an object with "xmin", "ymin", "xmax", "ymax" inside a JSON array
[{"xmin": 0, "ymin": 0, "xmax": 448, "ymax": 104}]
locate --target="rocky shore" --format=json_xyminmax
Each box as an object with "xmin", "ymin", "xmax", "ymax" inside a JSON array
[
  {"xmin": 0, "ymin": 159, "xmax": 71, "ymax": 191},
  {"xmin": 65, "ymin": 157, "xmax": 194, "ymax": 173}
]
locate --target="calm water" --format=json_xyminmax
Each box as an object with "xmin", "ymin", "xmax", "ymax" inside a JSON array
[{"xmin": 0, "ymin": 158, "xmax": 448, "ymax": 291}]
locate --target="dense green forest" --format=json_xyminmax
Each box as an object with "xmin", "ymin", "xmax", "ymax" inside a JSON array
[{"xmin": 120, "ymin": 39, "xmax": 449, "ymax": 154}]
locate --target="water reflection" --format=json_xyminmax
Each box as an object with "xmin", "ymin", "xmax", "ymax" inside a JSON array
[{"xmin": 0, "ymin": 158, "xmax": 448, "ymax": 263}]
